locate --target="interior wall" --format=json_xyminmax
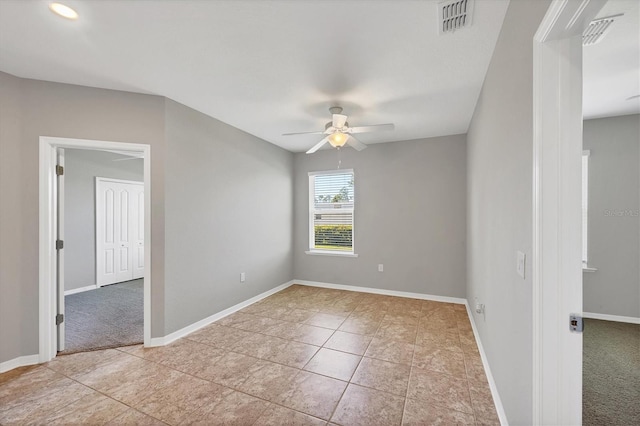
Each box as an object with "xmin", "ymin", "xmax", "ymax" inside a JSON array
[
  {"xmin": 583, "ymin": 114, "xmax": 640, "ymax": 318},
  {"xmin": 293, "ymin": 135, "xmax": 467, "ymax": 298},
  {"xmin": 465, "ymin": 0, "xmax": 551, "ymax": 424},
  {"xmin": 0, "ymin": 70, "xmax": 297, "ymax": 365},
  {"xmin": 0, "ymin": 71, "xmax": 24, "ymax": 365},
  {"xmin": 163, "ymin": 99, "xmax": 294, "ymax": 334},
  {"xmin": 64, "ymin": 149, "xmax": 144, "ymax": 292},
  {"xmin": 0, "ymin": 70, "xmax": 167, "ymax": 364}
]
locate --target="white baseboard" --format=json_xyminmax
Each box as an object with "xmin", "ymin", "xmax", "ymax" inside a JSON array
[
  {"xmin": 64, "ymin": 285, "xmax": 98, "ymax": 296},
  {"xmin": 583, "ymin": 312, "xmax": 640, "ymax": 324},
  {"xmin": 465, "ymin": 302, "xmax": 507, "ymax": 426},
  {"xmin": 294, "ymin": 280, "xmax": 466, "ymax": 305},
  {"xmin": 147, "ymin": 280, "xmax": 295, "ymax": 347},
  {"xmin": 0, "ymin": 354, "xmax": 40, "ymax": 374}
]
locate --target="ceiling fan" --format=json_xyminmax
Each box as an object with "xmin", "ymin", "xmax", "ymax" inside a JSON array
[{"xmin": 283, "ymin": 107, "xmax": 395, "ymax": 154}]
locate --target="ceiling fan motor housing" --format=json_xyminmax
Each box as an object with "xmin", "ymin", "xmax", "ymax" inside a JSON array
[{"xmin": 325, "ymin": 121, "xmax": 348, "ymax": 130}]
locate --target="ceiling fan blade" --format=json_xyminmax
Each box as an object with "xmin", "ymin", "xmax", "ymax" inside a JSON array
[
  {"xmin": 282, "ymin": 130, "xmax": 325, "ymax": 136},
  {"xmin": 346, "ymin": 135, "xmax": 368, "ymax": 151},
  {"xmin": 306, "ymin": 137, "xmax": 329, "ymax": 154},
  {"xmin": 348, "ymin": 123, "xmax": 395, "ymax": 134},
  {"xmin": 332, "ymin": 114, "xmax": 348, "ymax": 129}
]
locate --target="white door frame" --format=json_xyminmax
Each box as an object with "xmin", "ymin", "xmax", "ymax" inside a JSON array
[
  {"xmin": 532, "ymin": 0, "xmax": 606, "ymax": 424},
  {"xmin": 39, "ymin": 136, "xmax": 152, "ymax": 362},
  {"xmin": 56, "ymin": 149, "xmax": 65, "ymax": 352}
]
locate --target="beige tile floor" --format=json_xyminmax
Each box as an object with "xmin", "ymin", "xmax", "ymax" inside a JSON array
[{"xmin": 0, "ymin": 285, "xmax": 499, "ymax": 425}]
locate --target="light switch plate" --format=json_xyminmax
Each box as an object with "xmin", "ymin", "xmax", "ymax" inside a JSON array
[{"xmin": 516, "ymin": 251, "xmax": 526, "ymax": 279}]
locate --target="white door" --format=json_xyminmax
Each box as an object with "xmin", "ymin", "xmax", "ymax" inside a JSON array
[
  {"xmin": 56, "ymin": 149, "xmax": 65, "ymax": 352},
  {"xmin": 96, "ymin": 178, "xmax": 143, "ymax": 286}
]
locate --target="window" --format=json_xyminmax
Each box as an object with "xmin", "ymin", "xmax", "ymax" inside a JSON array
[
  {"xmin": 308, "ymin": 170, "xmax": 355, "ymax": 255},
  {"xmin": 582, "ymin": 150, "xmax": 590, "ymax": 264}
]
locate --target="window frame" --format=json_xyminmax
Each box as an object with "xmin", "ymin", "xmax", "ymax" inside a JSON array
[
  {"xmin": 582, "ymin": 150, "xmax": 590, "ymax": 265},
  {"xmin": 306, "ymin": 169, "xmax": 358, "ymax": 257}
]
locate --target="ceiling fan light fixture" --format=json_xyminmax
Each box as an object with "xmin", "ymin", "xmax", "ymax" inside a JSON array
[{"xmin": 328, "ymin": 132, "xmax": 349, "ymax": 148}]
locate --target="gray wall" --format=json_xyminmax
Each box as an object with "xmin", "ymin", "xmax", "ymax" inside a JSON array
[
  {"xmin": 0, "ymin": 71, "xmax": 167, "ymax": 363},
  {"xmin": 0, "ymin": 71, "xmax": 294, "ymax": 365},
  {"xmin": 466, "ymin": 0, "xmax": 551, "ymax": 424},
  {"xmin": 164, "ymin": 100, "xmax": 294, "ymax": 334},
  {"xmin": 64, "ymin": 149, "xmax": 144, "ymax": 292},
  {"xmin": 0, "ymin": 71, "xmax": 25, "ymax": 365},
  {"xmin": 583, "ymin": 114, "xmax": 640, "ymax": 318},
  {"xmin": 293, "ymin": 135, "xmax": 467, "ymax": 298}
]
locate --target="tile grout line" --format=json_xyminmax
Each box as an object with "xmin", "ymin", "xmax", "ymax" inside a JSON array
[
  {"xmin": 323, "ymin": 297, "xmax": 383, "ymax": 425},
  {"xmin": 399, "ymin": 303, "xmax": 423, "ymax": 426}
]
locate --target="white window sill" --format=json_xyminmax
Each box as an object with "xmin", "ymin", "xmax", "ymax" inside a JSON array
[
  {"xmin": 305, "ymin": 250, "xmax": 359, "ymax": 258},
  {"xmin": 583, "ymin": 265, "xmax": 598, "ymax": 273}
]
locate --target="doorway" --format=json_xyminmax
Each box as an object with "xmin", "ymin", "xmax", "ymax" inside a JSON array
[
  {"xmin": 581, "ymin": 0, "xmax": 640, "ymax": 423},
  {"xmin": 532, "ymin": 0, "xmax": 608, "ymax": 424},
  {"xmin": 38, "ymin": 137, "xmax": 151, "ymax": 363},
  {"xmin": 62, "ymin": 152, "xmax": 145, "ymax": 353}
]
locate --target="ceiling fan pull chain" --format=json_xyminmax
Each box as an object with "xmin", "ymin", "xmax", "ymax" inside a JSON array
[{"xmin": 337, "ymin": 148, "xmax": 342, "ymax": 169}]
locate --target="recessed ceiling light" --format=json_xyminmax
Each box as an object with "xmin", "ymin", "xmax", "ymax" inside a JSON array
[{"xmin": 49, "ymin": 3, "xmax": 78, "ymax": 20}]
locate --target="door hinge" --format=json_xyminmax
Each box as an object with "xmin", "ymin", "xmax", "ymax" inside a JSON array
[
  {"xmin": 55, "ymin": 165, "xmax": 64, "ymax": 176},
  {"xmin": 569, "ymin": 314, "xmax": 584, "ymax": 332},
  {"xmin": 55, "ymin": 314, "xmax": 64, "ymax": 325},
  {"xmin": 56, "ymin": 240, "xmax": 64, "ymax": 250}
]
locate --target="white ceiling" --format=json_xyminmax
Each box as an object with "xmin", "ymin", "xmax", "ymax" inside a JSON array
[
  {"xmin": 0, "ymin": 0, "xmax": 510, "ymax": 152},
  {"xmin": 583, "ymin": 0, "xmax": 640, "ymax": 119}
]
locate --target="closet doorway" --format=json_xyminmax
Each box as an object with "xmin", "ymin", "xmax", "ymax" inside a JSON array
[{"xmin": 96, "ymin": 177, "xmax": 145, "ymax": 286}]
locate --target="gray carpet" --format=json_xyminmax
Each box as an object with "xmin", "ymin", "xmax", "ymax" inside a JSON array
[
  {"xmin": 583, "ymin": 318, "xmax": 640, "ymax": 425},
  {"xmin": 63, "ymin": 279, "xmax": 143, "ymax": 354}
]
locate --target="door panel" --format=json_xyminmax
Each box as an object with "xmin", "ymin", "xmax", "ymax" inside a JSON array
[
  {"xmin": 115, "ymin": 187, "xmax": 132, "ymax": 282},
  {"xmin": 105, "ymin": 189, "xmax": 114, "ymax": 243},
  {"xmin": 104, "ymin": 249, "xmax": 114, "ymax": 274},
  {"xmin": 99, "ymin": 187, "xmax": 117, "ymax": 285}
]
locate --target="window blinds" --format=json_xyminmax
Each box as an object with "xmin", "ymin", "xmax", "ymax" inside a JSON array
[{"xmin": 310, "ymin": 171, "xmax": 354, "ymax": 251}]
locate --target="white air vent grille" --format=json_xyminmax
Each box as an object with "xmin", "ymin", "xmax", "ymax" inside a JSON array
[
  {"xmin": 583, "ymin": 14, "xmax": 623, "ymax": 46},
  {"xmin": 438, "ymin": 0, "xmax": 474, "ymax": 34}
]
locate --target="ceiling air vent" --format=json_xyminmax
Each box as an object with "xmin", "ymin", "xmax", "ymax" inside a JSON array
[
  {"xmin": 583, "ymin": 14, "xmax": 623, "ymax": 46},
  {"xmin": 438, "ymin": 0, "xmax": 474, "ymax": 34}
]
